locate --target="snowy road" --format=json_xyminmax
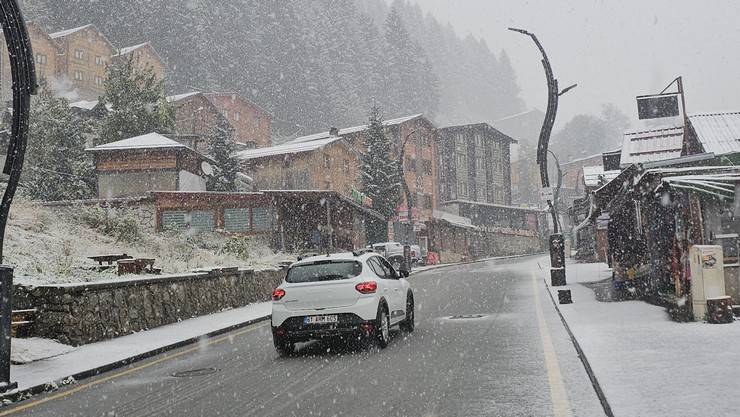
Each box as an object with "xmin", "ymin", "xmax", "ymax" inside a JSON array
[{"xmin": 2, "ymin": 256, "xmax": 606, "ymax": 417}]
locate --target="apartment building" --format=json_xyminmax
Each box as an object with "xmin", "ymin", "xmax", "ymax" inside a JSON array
[
  {"xmin": 49, "ymin": 24, "xmax": 116, "ymax": 100},
  {"xmin": 112, "ymin": 42, "xmax": 165, "ymax": 81},
  {"xmin": 436, "ymin": 123, "xmax": 516, "ymax": 206}
]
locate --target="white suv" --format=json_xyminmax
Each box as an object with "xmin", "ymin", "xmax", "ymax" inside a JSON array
[{"xmin": 271, "ymin": 251, "xmax": 415, "ymax": 355}]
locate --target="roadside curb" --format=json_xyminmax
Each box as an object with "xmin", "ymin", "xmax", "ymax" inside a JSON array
[
  {"xmin": 1, "ymin": 314, "xmax": 272, "ymax": 404},
  {"xmin": 543, "ymin": 280, "xmax": 615, "ymax": 417},
  {"xmin": 410, "ymin": 252, "xmax": 545, "ymax": 276}
]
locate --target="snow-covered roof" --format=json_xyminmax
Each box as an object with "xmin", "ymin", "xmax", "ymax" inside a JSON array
[
  {"xmin": 287, "ymin": 114, "xmax": 423, "ymax": 144},
  {"xmin": 688, "ymin": 112, "xmax": 740, "ymax": 156},
  {"xmin": 69, "ymin": 100, "xmax": 112, "ymax": 112},
  {"xmin": 432, "ymin": 210, "xmax": 477, "ymax": 229},
  {"xmin": 115, "ymin": 42, "xmax": 149, "ymax": 56},
  {"xmin": 236, "ymin": 136, "xmax": 344, "ymax": 160},
  {"xmin": 166, "ymin": 92, "xmax": 201, "ymax": 103},
  {"xmin": 86, "ymin": 132, "xmax": 186, "ymax": 152},
  {"xmin": 582, "ymin": 165, "xmax": 620, "ymax": 187},
  {"xmin": 69, "ymin": 100, "xmax": 99, "ymax": 111},
  {"xmin": 49, "ymin": 24, "xmax": 93, "ymax": 39},
  {"xmin": 620, "ymin": 125, "xmax": 684, "ymax": 166}
]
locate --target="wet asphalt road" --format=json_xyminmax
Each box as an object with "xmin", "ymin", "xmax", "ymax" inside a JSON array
[{"xmin": 5, "ymin": 255, "xmax": 606, "ymax": 417}]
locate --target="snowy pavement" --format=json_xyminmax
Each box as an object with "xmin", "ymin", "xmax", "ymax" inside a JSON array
[
  {"xmin": 8, "ymin": 302, "xmax": 271, "ymax": 393},
  {"xmin": 546, "ymin": 261, "xmax": 740, "ymax": 417}
]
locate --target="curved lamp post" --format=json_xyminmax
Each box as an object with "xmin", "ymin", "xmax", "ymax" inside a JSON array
[{"xmin": 509, "ymin": 27, "xmax": 575, "ymax": 286}]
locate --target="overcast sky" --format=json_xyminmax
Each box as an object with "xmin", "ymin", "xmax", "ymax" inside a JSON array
[{"xmin": 411, "ymin": 0, "xmax": 740, "ymax": 129}]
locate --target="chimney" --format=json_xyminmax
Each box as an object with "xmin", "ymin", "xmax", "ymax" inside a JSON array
[{"xmin": 329, "ymin": 126, "xmax": 339, "ymax": 136}]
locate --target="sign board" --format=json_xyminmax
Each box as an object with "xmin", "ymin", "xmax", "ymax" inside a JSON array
[
  {"xmin": 636, "ymin": 93, "xmax": 680, "ymax": 119},
  {"xmin": 397, "ymin": 206, "xmax": 419, "ymax": 223},
  {"xmin": 350, "ymin": 188, "xmax": 373, "ymax": 207},
  {"xmin": 538, "ymin": 187, "xmax": 554, "ymax": 202}
]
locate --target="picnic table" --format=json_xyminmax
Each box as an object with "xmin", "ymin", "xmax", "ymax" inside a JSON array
[{"xmin": 88, "ymin": 254, "xmax": 132, "ymax": 265}]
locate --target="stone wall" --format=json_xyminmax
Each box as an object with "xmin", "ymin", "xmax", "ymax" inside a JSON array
[{"xmin": 17, "ymin": 268, "xmax": 284, "ymax": 346}]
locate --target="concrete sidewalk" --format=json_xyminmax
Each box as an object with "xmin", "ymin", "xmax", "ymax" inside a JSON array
[
  {"xmin": 6, "ymin": 302, "xmax": 271, "ymax": 397},
  {"xmin": 544, "ymin": 261, "xmax": 740, "ymax": 417}
]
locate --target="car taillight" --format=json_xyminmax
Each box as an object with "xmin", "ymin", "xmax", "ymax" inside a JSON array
[
  {"xmin": 272, "ymin": 288, "xmax": 286, "ymax": 301},
  {"xmin": 355, "ymin": 281, "xmax": 377, "ymax": 294}
]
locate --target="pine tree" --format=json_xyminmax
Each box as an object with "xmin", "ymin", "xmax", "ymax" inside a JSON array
[
  {"xmin": 24, "ymin": 83, "xmax": 95, "ymax": 201},
  {"xmin": 207, "ymin": 115, "xmax": 239, "ymax": 192},
  {"xmin": 97, "ymin": 55, "xmax": 174, "ymax": 145},
  {"xmin": 360, "ymin": 105, "xmax": 401, "ymax": 221}
]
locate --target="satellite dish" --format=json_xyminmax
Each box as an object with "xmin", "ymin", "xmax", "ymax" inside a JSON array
[{"xmin": 201, "ymin": 161, "xmax": 214, "ymax": 176}]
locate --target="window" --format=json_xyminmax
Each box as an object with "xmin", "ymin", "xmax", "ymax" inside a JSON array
[
  {"xmin": 323, "ymin": 154, "xmax": 331, "ymax": 169},
  {"xmin": 423, "ymin": 194, "xmax": 433, "ymax": 209},
  {"xmin": 366, "ymin": 258, "xmax": 385, "ymax": 278},
  {"xmin": 234, "ymin": 111, "xmax": 241, "ymax": 121},
  {"xmin": 476, "ymin": 156, "xmax": 485, "ymax": 171},
  {"xmin": 475, "ymin": 134, "xmax": 483, "ymax": 147},
  {"xmin": 286, "ymin": 261, "xmax": 362, "ymax": 283},
  {"xmin": 94, "ymin": 76, "xmax": 104, "ymax": 86},
  {"xmin": 422, "ymin": 160, "xmax": 432, "ymax": 175},
  {"xmin": 35, "ymin": 54, "xmax": 47, "ymax": 65},
  {"xmin": 74, "ymin": 70, "xmax": 84, "ymax": 81},
  {"xmin": 405, "ymin": 156, "xmax": 416, "ymax": 172},
  {"xmin": 343, "ymin": 159, "xmax": 350, "ymax": 174},
  {"xmin": 95, "ymin": 55, "xmax": 104, "ymax": 66},
  {"xmin": 74, "ymin": 49, "xmax": 84, "ymax": 60},
  {"xmin": 161, "ymin": 210, "xmax": 187, "ymax": 230},
  {"xmin": 456, "ymin": 153, "xmax": 467, "ymax": 169},
  {"xmin": 252, "ymin": 207, "xmax": 275, "ymax": 231},
  {"xmin": 189, "ymin": 210, "xmax": 215, "ymax": 231},
  {"xmin": 224, "ymin": 208, "xmax": 250, "ymax": 233},
  {"xmin": 223, "ymin": 110, "xmax": 229, "ymax": 118},
  {"xmin": 458, "ymin": 181, "xmax": 468, "ymax": 198}
]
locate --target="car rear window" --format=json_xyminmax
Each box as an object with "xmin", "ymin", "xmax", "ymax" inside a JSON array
[{"xmin": 286, "ymin": 260, "xmax": 362, "ymax": 283}]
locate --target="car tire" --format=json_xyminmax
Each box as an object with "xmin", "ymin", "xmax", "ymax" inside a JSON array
[
  {"xmin": 273, "ymin": 335, "xmax": 294, "ymax": 357},
  {"xmin": 400, "ymin": 293, "xmax": 415, "ymax": 333},
  {"xmin": 376, "ymin": 304, "xmax": 391, "ymax": 348}
]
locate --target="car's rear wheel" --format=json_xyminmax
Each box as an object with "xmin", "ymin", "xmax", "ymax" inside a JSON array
[
  {"xmin": 376, "ymin": 304, "xmax": 391, "ymax": 348},
  {"xmin": 400, "ymin": 293, "xmax": 415, "ymax": 333},
  {"xmin": 273, "ymin": 335, "xmax": 294, "ymax": 356}
]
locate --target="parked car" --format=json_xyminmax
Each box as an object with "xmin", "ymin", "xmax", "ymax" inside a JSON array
[{"xmin": 271, "ymin": 251, "xmax": 415, "ymax": 356}]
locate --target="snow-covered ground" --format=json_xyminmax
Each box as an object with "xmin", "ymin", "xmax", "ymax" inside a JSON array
[
  {"xmin": 5, "ymin": 199, "xmax": 295, "ymax": 286},
  {"xmin": 11, "ymin": 338, "xmax": 75, "ymax": 365},
  {"xmin": 10, "ymin": 301, "xmax": 271, "ymax": 392},
  {"xmin": 547, "ymin": 261, "xmax": 740, "ymax": 417}
]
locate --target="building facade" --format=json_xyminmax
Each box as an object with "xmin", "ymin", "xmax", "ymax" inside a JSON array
[
  {"xmin": 237, "ymin": 137, "xmax": 361, "ymax": 196},
  {"xmin": 0, "ymin": 21, "xmax": 63, "ymax": 102},
  {"xmin": 87, "ymin": 132, "xmax": 211, "ymax": 199},
  {"xmin": 436, "ymin": 123, "xmax": 515, "ymax": 206},
  {"xmin": 49, "ymin": 24, "xmax": 116, "ymax": 100},
  {"xmin": 112, "ymin": 42, "xmax": 166, "ymax": 81},
  {"xmin": 168, "ymin": 92, "xmax": 272, "ymax": 152}
]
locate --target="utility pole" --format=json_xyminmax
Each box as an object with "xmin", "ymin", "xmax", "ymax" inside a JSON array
[
  {"xmin": 397, "ymin": 130, "xmax": 416, "ymax": 245},
  {"xmin": 509, "ymin": 27, "xmax": 576, "ymax": 286}
]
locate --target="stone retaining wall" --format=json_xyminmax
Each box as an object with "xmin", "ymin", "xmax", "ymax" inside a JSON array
[{"xmin": 16, "ymin": 268, "xmax": 284, "ymax": 346}]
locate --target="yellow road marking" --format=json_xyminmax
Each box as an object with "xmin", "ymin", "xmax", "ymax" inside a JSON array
[
  {"xmin": 0, "ymin": 321, "xmax": 269, "ymax": 416},
  {"xmin": 532, "ymin": 272, "xmax": 573, "ymax": 417}
]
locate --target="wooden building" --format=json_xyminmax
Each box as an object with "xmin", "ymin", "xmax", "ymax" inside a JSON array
[
  {"xmin": 168, "ymin": 92, "xmax": 273, "ymax": 153},
  {"xmin": 87, "ymin": 132, "xmax": 213, "ymax": 199},
  {"xmin": 112, "ymin": 42, "xmax": 166, "ymax": 81},
  {"xmin": 436, "ymin": 123, "xmax": 516, "ymax": 206},
  {"xmin": 0, "ymin": 21, "xmax": 64, "ymax": 102},
  {"xmin": 236, "ymin": 136, "xmax": 360, "ymax": 196},
  {"xmin": 284, "ymin": 114, "xmax": 439, "ymax": 224},
  {"xmin": 49, "ymin": 24, "xmax": 116, "ymax": 100}
]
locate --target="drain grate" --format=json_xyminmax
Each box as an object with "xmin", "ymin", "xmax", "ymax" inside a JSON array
[
  {"xmin": 448, "ymin": 314, "xmax": 486, "ymax": 320},
  {"xmin": 171, "ymin": 368, "xmax": 219, "ymax": 378}
]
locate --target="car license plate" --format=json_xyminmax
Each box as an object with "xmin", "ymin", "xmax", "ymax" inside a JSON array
[{"xmin": 304, "ymin": 315, "xmax": 338, "ymax": 325}]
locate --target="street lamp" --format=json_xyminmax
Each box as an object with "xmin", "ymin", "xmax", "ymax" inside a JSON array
[
  {"xmin": 398, "ymin": 130, "xmax": 416, "ymax": 245},
  {"xmin": 509, "ymin": 27, "xmax": 576, "ymax": 286}
]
